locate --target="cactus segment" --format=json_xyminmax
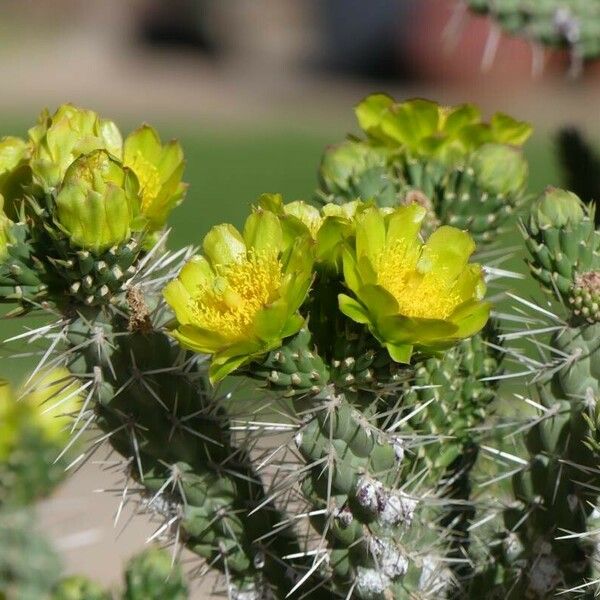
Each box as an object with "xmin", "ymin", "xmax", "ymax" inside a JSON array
[
  {"xmin": 467, "ymin": 0, "xmax": 600, "ymax": 62},
  {"xmin": 123, "ymin": 547, "xmax": 188, "ymax": 600},
  {"xmin": 524, "ymin": 188, "xmax": 600, "ymax": 303},
  {"xmin": 249, "ymin": 328, "xmax": 330, "ymax": 397},
  {"xmin": 64, "ymin": 307, "xmax": 303, "ymax": 597}
]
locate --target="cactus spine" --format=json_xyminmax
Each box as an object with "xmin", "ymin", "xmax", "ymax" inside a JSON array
[
  {"xmin": 5, "ymin": 97, "xmax": 600, "ymax": 600},
  {"xmin": 466, "ymin": 0, "xmax": 600, "ymax": 67}
]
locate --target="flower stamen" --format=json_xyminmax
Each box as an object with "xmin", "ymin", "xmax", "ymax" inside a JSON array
[
  {"xmin": 377, "ymin": 240, "xmax": 460, "ymax": 320},
  {"xmin": 189, "ymin": 249, "xmax": 282, "ymax": 341}
]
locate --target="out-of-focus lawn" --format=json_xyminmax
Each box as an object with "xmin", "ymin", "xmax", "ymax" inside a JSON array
[{"xmin": 0, "ymin": 123, "xmax": 561, "ymax": 385}]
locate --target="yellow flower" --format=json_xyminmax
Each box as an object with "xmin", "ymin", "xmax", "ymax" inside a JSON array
[
  {"xmin": 355, "ymin": 94, "xmax": 532, "ymax": 163},
  {"xmin": 0, "ymin": 367, "xmax": 81, "ymax": 459},
  {"xmin": 124, "ymin": 125, "xmax": 186, "ymax": 232},
  {"xmin": 164, "ymin": 208, "xmax": 315, "ymax": 382},
  {"xmin": 29, "ymin": 104, "xmax": 123, "ymax": 190},
  {"xmin": 55, "ymin": 150, "xmax": 141, "ymax": 253},
  {"xmin": 339, "ymin": 204, "xmax": 490, "ymax": 362}
]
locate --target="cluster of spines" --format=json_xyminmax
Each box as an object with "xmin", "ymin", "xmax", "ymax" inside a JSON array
[
  {"xmin": 249, "ymin": 328, "xmax": 329, "ymax": 397},
  {"xmin": 0, "ymin": 222, "xmax": 49, "ymax": 306},
  {"xmin": 48, "ymin": 239, "xmax": 140, "ymax": 306}
]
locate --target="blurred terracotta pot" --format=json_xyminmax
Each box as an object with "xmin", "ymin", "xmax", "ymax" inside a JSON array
[{"xmin": 401, "ymin": 0, "xmax": 566, "ymax": 83}]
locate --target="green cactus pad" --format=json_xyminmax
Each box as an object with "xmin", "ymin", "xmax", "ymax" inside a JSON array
[
  {"xmin": 249, "ymin": 328, "xmax": 330, "ymax": 397},
  {"xmin": 328, "ymin": 323, "xmax": 410, "ymax": 396},
  {"xmin": 0, "ymin": 222, "xmax": 49, "ymax": 306},
  {"xmin": 524, "ymin": 188, "xmax": 600, "ymax": 300}
]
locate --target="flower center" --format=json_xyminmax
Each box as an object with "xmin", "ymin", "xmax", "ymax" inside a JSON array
[
  {"xmin": 126, "ymin": 153, "xmax": 162, "ymax": 212},
  {"xmin": 377, "ymin": 240, "xmax": 459, "ymax": 319},
  {"xmin": 190, "ymin": 249, "xmax": 283, "ymax": 341}
]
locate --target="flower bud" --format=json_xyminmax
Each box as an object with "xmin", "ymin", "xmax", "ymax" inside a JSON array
[
  {"xmin": 470, "ymin": 143, "xmax": 528, "ymax": 195},
  {"xmin": 55, "ymin": 150, "xmax": 140, "ymax": 253},
  {"xmin": 29, "ymin": 104, "xmax": 122, "ymax": 190},
  {"xmin": 0, "ymin": 136, "xmax": 31, "ymax": 218},
  {"xmin": 124, "ymin": 125, "xmax": 186, "ymax": 232},
  {"xmin": 533, "ymin": 187, "xmax": 585, "ymax": 229},
  {"xmin": 319, "ymin": 140, "xmax": 388, "ymax": 194}
]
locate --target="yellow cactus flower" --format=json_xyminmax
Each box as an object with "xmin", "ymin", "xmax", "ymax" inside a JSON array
[
  {"xmin": 339, "ymin": 204, "xmax": 490, "ymax": 363},
  {"xmin": 124, "ymin": 125, "xmax": 186, "ymax": 232},
  {"xmin": 55, "ymin": 150, "xmax": 141, "ymax": 253},
  {"xmin": 164, "ymin": 208, "xmax": 315, "ymax": 382},
  {"xmin": 29, "ymin": 104, "xmax": 123, "ymax": 190},
  {"xmin": 355, "ymin": 94, "xmax": 532, "ymax": 163},
  {"xmin": 23, "ymin": 367, "xmax": 82, "ymax": 444}
]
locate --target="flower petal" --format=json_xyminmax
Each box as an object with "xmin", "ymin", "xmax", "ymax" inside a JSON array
[
  {"xmin": 378, "ymin": 314, "xmax": 457, "ymax": 344},
  {"xmin": 254, "ymin": 299, "xmax": 292, "ymax": 340},
  {"xmin": 243, "ymin": 209, "xmax": 284, "ymax": 255},
  {"xmin": 385, "ymin": 342, "xmax": 413, "ymax": 364},
  {"xmin": 356, "ymin": 207, "xmax": 385, "ymax": 265},
  {"xmin": 203, "ymin": 223, "xmax": 246, "ymax": 266},
  {"xmin": 163, "ymin": 280, "xmax": 193, "ymax": 325},
  {"xmin": 356, "ymin": 284, "xmax": 398, "ymax": 317},
  {"xmin": 209, "ymin": 354, "xmax": 251, "ymax": 384},
  {"xmin": 385, "ymin": 203, "xmax": 427, "ymax": 251},
  {"xmin": 172, "ymin": 325, "xmax": 228, "ymax": 354},
  {"xmin": 452, "ymin": 264, "xmax": 486, "ymax": 302},
  {"xmin": 417, "ymin": 226, "xmax": 475, "ymax": 283},
  {"xmin": 450, "ymin": 300, "xmax": 491, "ymax": 339},
  {"xmin": 338, "ymin": 294, "xmax": 371, "ymax": 324}
]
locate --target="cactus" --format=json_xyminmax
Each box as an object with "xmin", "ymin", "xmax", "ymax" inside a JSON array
[
  {"xmin": 314, "ymin": 95, "xmax": 518, "ymax": 593},
  {"xmin": 5, "ymin": 96, "xmax": 600, "ymax": 600},
  {"xmin": 122, "ymin": 546, "xmax": 188, "ymax": 600},
  {"xmin": 466, "ymin": 0, "xmax": 600, "ymax": 66}
]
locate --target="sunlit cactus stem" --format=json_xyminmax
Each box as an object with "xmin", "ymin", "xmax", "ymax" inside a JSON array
[{"xmin": 62, "ymin": 297, "xmax": 308, "ymax": 599}]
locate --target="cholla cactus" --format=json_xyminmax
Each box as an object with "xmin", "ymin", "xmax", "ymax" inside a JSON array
[
  {"xmin": 163, "ymin": 102, "xmax": 492, "ymax": 594},
  {"xmin": 465, "ymin": 186, "xmax": 600, "ymax": 599},
  {"xmin": 5, "ymin": 96, "xmax": 600, "ymax": 600},
  {"xmin": 466, "ymin": 0, "xmax": 600, "ymax": 68}
]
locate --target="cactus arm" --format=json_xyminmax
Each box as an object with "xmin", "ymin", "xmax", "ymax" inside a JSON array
[{"xmin": 57, "ymin": 285, "xmax": 311, "ymax": 599}]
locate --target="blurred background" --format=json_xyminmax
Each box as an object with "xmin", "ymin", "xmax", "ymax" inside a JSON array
[{"xmin": 0, "ymin": 0, "xmax": 598, "ymax": 597}]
